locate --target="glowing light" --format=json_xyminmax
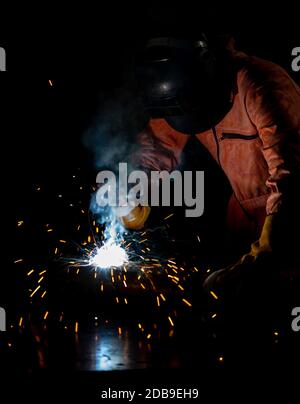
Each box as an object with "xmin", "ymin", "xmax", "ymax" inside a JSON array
[
  {"xmin": 182, "ymin": 298, "xmax": 192, "ymax": 307},
  {"xmin": 89, "ymin": 240, "xmax": 128, "ymax": 269},
  {"xmin": 210, "ymin": 291, "xmax": 218, "ymax": 300},
  {"xmin": 14, "ymin": 259, "xmax": 23, "ymax": 264},
  {"xmin": 30, "ymin": 285, "xmax": 41, "ymax": 298}
]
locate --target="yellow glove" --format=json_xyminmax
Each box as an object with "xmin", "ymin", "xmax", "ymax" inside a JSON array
[
  {"xmin": 203, "ymin": 215, "xmax": 274, "ymax": 294},
  {"xmin": 119, "ymin": 205, "xmax": 151, "ymax": 230},
  {"xmin": 238, "ymin": 214, "xmax": 273, "ymax": 266}
]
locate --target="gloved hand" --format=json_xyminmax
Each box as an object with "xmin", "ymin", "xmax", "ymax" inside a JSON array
[
  {"xmin": 118, "ymin": 205, "xmax": 151, "ymax": 230},
  {"xmin": 203, "ymin": 215, "xmax": 274, "ymax": 296}
]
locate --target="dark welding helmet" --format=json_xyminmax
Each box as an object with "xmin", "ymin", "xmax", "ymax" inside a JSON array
[{"xmin": 135, "ymin": 36, "xmax": 233, "ymax": 134}]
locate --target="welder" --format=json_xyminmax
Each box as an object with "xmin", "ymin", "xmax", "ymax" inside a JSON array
[{"xmin": 117, "ymin": 35, "xmax": 300, "ymax": 295}]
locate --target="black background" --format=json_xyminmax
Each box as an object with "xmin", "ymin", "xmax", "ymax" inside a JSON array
[{"xmin": 1, "ymin": 3, "xmax": 300, "ymax": 400}]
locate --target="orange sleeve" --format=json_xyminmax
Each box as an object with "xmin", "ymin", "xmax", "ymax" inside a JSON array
[
  {"xmin": 244, "ymin": 60, "xmax": 300, "ymax": 214},
  {"xmin": 131, "ymin": 119, "xmax": 189, "ymax": 172}
]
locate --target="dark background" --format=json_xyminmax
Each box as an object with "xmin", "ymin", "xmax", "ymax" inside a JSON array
[{"xmin": 1, "ymin": 3, "xmax": 300, "ymax": 399}]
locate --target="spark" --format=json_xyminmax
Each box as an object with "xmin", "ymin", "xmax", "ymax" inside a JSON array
[
  {"xmin": 168, "ymin": 316, "xmax": 174, "ymax": 327},
  {"xmin": 164, "ymin": 213, "xmax": 174, "ymax": 220},
  {"xmin": 43, "ymin": 311, "xmax": 49, "ymax": 320},
  {"xmin": 48, "ymin": 80, "xmax": 53, "ymax": 87},
  {"xmin": 89, "ymin": 240, "xmax": 128, "ymax": 269},
  {"xmin": 30, "ymin": 285, "xmax": 41, "ymax": 298},
  {"xmin": 27, "ymin": 269, "xmax": 34, "ymax": 276},
  {"xmin": 19, "ymin": 317, "xmax": 23, "ymax": 327},
  {"xmin": 75, "ymin": 322, "xmax": 79, "ymax": 333},
  {"xmin": 14, "ymin": 259, "xmax": 23, "ymax": 264},
  {"xmin": 182, "ymin": 298, "xmax": 192, "ymax": 307},
  {"xmin": 160, "ymin": 293, "xmax": 166, "ymax": 302},
  {"xmin": 210, "ymin": 291, "xmax": 219, "ymax": 300}
]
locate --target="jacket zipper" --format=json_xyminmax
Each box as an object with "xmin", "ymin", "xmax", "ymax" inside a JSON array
[
  {"xmin": 212, "ymin": 127, "xmax": 256, "ymax": 223},
  {"xmin": 220, "ymin": 133, "xmax": 259, "ymax": 140}
]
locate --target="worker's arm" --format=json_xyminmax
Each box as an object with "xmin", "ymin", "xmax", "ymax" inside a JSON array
[
  {"xmin": 244, "ymin": 60, "xmax": 300, "ymax": 257},
  {"xmin": 116, "ymin": 119, "xmax": 189, "ymax": 229},
  {"xmin": 204, "ymin": 62, "xmax": 300, "ymax": 295}
]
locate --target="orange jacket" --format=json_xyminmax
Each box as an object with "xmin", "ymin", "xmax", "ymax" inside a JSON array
[{"xmin": 132, "ymin": 52, "xmax": 300, "ymax": 238}]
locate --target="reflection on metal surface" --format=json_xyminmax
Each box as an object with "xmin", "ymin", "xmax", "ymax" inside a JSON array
[{"xmin": 75, "ymin": 327, "xmax": 152, "ymax": 371}]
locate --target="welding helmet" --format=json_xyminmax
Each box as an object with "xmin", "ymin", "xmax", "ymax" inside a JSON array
[{"xmin": 135, "ymin": 36, "xmax": 233, "ymax": 134}]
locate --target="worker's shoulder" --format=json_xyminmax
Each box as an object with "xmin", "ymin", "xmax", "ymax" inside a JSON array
[{"xmin": 234, "ymin": 51, "xmax": 290, "ymax": 92}]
